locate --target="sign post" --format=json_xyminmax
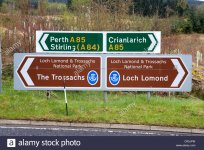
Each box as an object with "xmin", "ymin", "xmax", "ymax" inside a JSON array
[
  {"xmin": 64, "ymin": 81, "xmax": 68, "ymax": 116},
  {"xmin": 0, "ymin": 35, "xmax": 2, "ymax": 93},
  {"xmin": 46, "ymin": 90, "xmax": 51, "ymax": 100},
  {"xmin": 147, "ymin": 92, "xmax": 151, "ymax": 101},
  {"xmin": 103, "ymin": 91, "xmax": 108, "ymax": 103}
]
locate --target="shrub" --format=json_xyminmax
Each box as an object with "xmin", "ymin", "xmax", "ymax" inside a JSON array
[
  {"xmin": 2, "ymin": 64, "xmax": 13, "ymax": 80},
  {"xmin": 0, "ymin": 3, "xmax": 9, "ymax": 13},
  {"xmin": 191, "ymin": 4, "xmax": 204, "ymax": 33},
  {"xmin": 172, "ymin": 17, "xmax": 193, "ymax": 33},
  {"xmin": 46, "ymin": 2, "xmax": 67, "ymax": 15}
]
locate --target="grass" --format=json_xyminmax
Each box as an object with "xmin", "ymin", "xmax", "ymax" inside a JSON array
[{"xmin": 0, "ymin": 80, "xmax": 204, "ymax": 129}]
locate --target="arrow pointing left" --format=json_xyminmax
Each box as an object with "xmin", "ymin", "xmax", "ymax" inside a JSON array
[
  {"xmin": 40, "ymin": 34, "xmax": 49, "ymax": 51},
  {"xmin": 20, "ymin": 58, "xmax": 35, "ymax": 86}
]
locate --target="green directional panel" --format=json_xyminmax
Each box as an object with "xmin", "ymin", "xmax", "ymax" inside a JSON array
[
  {"xmin": 39, "ymin": 33, "xmax": 103, "ymax": 52},
  {"xmin": 107, "ymin": 33, "xmax": 158, "ymax": 52}
]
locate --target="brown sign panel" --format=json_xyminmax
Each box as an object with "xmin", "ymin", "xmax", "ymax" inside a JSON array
[
  {"xmin": 107, "ymin": 57, "xmax": 188, "ymax": 89},
  {"xmin": 17, "ymin": 56, "xmax": 101, "ymax": 88}
]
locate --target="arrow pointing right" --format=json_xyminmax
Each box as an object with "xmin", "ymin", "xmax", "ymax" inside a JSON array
[
  {"xmin": 20, "ymin": 58, "xmax": 35, "ymax": 86},
  {"xmin": 148, "ymin": 34, "xmax": 157, "ymax": 51},
  {"xmin": 40, "ymin": 34, "xmax": 49, "ymax": 51},
  {"xmin": 171, "ymin": 59, "xmax": 186, "ymax": 87}
]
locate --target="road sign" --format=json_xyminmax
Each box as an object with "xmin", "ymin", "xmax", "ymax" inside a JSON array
[
  {"xmin": 36, "ymin": 31, "xmax": 103, "ymax": 53},
  {"xmin": 106, "ymin": 32, "xmax": 161, "ymax": 53},
  {"xmin": 37, "ymin": 31, "xmax": 161, "ymax": 53},
  {"xmin": 15, "ymin": 54, "xmax": 191, "ymax": 91},
  {"xmin": 106, "ymin": 55, "xmax": 192, "ymax": 91},
  {"xmin": 15, "ymin": 54, "xmax": 101, "ymax": 90}
]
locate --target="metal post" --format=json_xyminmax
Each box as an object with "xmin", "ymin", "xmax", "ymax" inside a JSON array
[
  {"xmin": 103, "ymin": 91, "xmax": 108, "ymax": 103},
  {"xmin": 0, "ymin": 35, "xmax": 2, "ymax": 93},
  {"xmin": 64, "ymin": 81, "xmax": 68, "ymax": 116},
  {"xmin": 147, "ymin": 92, "xmax": 151, "ymax": 101},
  {"xmin": 168, "ymin": 92, "xmax": 171, "ymax": 97},
  {"xmin": 46, "ymin": 90, "xmax": 51, "ymax": 100},
  {"xmin": 196, "ymin": 51, "xmax": 199, "ymax": 68}
]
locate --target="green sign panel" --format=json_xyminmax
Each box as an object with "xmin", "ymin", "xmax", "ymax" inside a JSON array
[
  {"xmin": 107, "ymin": 33, "xmax": 158, "ymax": 52},
  {"xmin": 38, "ymin": 32, "xmax": 103, "ymax": 52}
]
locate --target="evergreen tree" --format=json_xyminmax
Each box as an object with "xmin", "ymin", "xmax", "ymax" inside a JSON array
[
  {"xmin": 132, "ymin": 0, "xmax": 188, "ymax": 17},
  {"xmin": 0, "ymin": 0, "xmax": 3, "ymax": 7},
  {"xmin": 176, "ymin": 0, "xmax": 188, "ymax": 16},
  {"xmin": 66, "ymin": 0, "xmax": 72, "ymax": 9}
]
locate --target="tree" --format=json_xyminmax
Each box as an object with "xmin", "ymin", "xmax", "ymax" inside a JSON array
[
  {"xmin": 132, "ymin": 0, "xmax": 171, "ymax": 16},
  {"xmin": 38, "ymin": 0, "xmax": 48, "ymax": 16},
  {"xmin": 66, "ymin": 0, "xmax": 72, "ymax": 9},
  {"xmin": 94, "ymin": 0, "xmax": 132, "ymax": 14},
  {"xmin": 176, "ymin": 0, "xmax": 188, "ymax": 16},
  {"xmin": 191, "ymin": 4, "xmax": 204, "ymax": 33},
  {"xmin": 132, "ymin": 0, "xmax": 188, "ymax": 17},
  {"xmin": 16, "ymin": 0, "xmax": 30, "ymax": 15},
  {"xmin": 0, "ymin": 0, "xmax": 3, "ymax": 7}
]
